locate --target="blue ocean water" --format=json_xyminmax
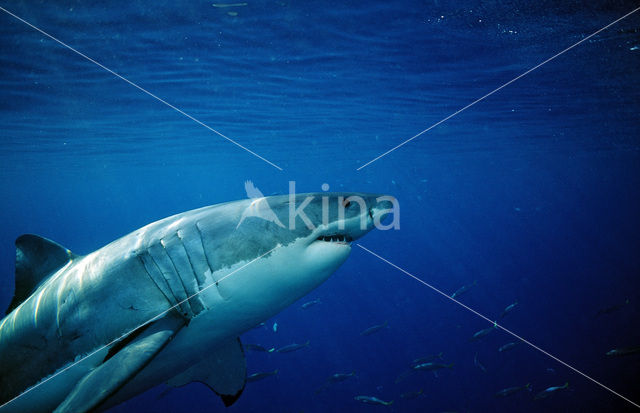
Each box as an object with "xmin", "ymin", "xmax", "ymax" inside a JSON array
[{"xmin": 1, "ymin": 1, "xmax": 639, "ymax": 412}]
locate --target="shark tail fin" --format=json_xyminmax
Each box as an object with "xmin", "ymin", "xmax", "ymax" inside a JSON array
[{"xmin": 6, "ymin": 234, "xmax": 75, "ymax": 315}]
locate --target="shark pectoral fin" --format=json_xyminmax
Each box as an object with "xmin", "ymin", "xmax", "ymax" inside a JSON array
[
  {"xmin": 202, "ymin": 337, "xmax": 246, "ymax": 407},
  {"xmin": 54, "ymin": 316, "xmax": 184, "ymax": 413},
  {"xmin": 167, "ymin": 337, "xmax": 246, "ymax": 407}
]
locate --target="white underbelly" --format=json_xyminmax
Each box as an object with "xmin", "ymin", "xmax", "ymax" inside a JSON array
[{"xmin": 101, "ymin": 239, "xmax": 350, "ymax": 409}]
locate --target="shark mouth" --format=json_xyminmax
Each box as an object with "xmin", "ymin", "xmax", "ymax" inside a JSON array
[{"xmin": 316, "ymin": 234, "xmax": 353, "ymax": 244}]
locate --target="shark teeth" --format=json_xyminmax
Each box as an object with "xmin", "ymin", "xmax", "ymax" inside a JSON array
[{"xmin": 316, "ymin": 235, "xmax": 353, "ymax": 243}]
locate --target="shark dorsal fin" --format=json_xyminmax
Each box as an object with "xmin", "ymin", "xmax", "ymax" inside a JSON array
[{"xmin": 5, "ymin": 234, "xmax": 74, "ymax": 315}]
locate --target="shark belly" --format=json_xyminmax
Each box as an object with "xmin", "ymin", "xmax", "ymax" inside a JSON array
[{"xmin": 101, "ymin": 236, "xmax": 351, "ymax": 408}]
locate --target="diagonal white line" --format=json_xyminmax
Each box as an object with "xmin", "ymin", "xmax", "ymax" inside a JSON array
[
  {"xmin": 0, "ymin": 245, "xmax": 280, "ymax": 410},
  {"xmin": 0, "ymin": 6, "xmax": 283, "ymax": 171},
  {"xmin": 356, "ymin": 243, "xmax": 640, "ymax": 409},
  {"xmin": 356, "ymin": 6, "xmax": 640, "ymax": 171}
]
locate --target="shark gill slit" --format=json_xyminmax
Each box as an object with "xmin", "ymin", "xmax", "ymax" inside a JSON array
[
  {"xmin": 194, "ymin": 222, "xmax": 214, "ymax": 273},
  {"xmin": 176, "ymin": 227, "xmax": 208, "ymax": 288},
  {"xmin": 154, "ymin": 242, "xmax": 194, "ymax": 319},
  {"xmin": 160, "ymin": 234, "xmax": 204, "ymax": 315},
  {"xmin": 195, "ymin": 222, "xmax": 224, "ymax": 297},
  {"xmin": 146, "ymin": 245, "xmax": 193, "ymax": 319},
  {"xmin": 138, "ymin": 253, "xmax": 175, "ymax": 309}
]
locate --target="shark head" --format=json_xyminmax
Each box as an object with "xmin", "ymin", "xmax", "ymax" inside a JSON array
[
  {"xmin": 192, "ymin": 192, "xmax": 397, "ymax": 331},
  {"xmin": 260, "ymin": 192, "xmax": 395, "ymax": 274}
]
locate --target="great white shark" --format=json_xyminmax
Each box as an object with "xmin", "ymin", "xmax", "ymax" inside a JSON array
[{"xmin": 0, "ymin": 192, "xmax": 395, "ymax": 412}]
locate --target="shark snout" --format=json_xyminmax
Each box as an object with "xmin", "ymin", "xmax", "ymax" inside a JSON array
[
  {"xmin": 353, "ymin": 194, "xmax": 397, "ymax": 238},
  {"xmin": 311, "ymin": 194, "xmax": 397, "ymax": 244},
  {"xmin": 370, "ymin": 195, "xmax": 396, "ymax": 227}
]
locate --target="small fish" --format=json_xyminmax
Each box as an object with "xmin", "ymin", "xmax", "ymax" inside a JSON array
[
  {"xmin": 315, "ymin": 371, "xmax": 356, "ymax": 394},
  {"xmin": 400, "ymin": 389, "xmax": 424, "ymax": 399},
  {"xmin": 354, "ymin": 396, "xmax": 393, "ymax": 406},
  {"xmin": 474, "ymin": 352, "xmax": 487, "ymax": 373},
  {"xmin": 273, "ymin": 322, "xmax": 278, "ymax": 332},
  {"xmin": 360, "ymin": 321, "xmax": 388, "ymax": 336},
  {"xmin": 413, "ymin": 362, "xmax": 454, "ymax": 371},
  {"xmin": 301, "ymin": 299, "xmax": 321, "ymax": 309},
  {"xmin": 252, "ymin": 322, "xmax": 265, "ymax": 330},
  {"xmin": 501, "ymin": 301, "xmax": 518, "ymax": 318},
  {"xmin": 247, "ymin": 369, "xmax": 278, "ymax": 382},
  {"xmin": 534, "ymin": 382, "xmax": 569, "ymax": 400},
  {"xmin": 471, "ymin": 324, "xmax": 496, "ymax": 341},
  {"xmin": 410, "ymin": 352, "xmax": 444, "ymax": 367},
  {"xmin": 498, "ymin": 342, "xmax": 518, "ymax": 353},
  {"xmin": 495, "ymin": 383, "xmax": 531, "ymax": 397},
  {"xmin": 400, "ymin": 353, "xmax": 446, "ymax": 381},
  {"xmin": 451, "ymin": 280, "xmax": 477, "ymax": 299},
  {"xmin": 394, "ymin": 369, "xmax": 414, "ymax": 384},
  {"xmin": 606, "ymin": 347, "xmax": 640, "ymax": 357},
  {"xmin": 276, "ymin": 340, "xmax": 310, "ymax": 353},
  {"xmin": 328, "ymin": 371, "xmax": 356, "ymax": 383},
  {"xmin": 212, "ymin": 2, "xmax": 248, "ymax": 7},
  {"xmin": 245, "ymin": 343, "xmax": 275, "ymax": 353},
  {"xmin": 595, "ymin": 298, "xmax": 630, "ymax": 317}
]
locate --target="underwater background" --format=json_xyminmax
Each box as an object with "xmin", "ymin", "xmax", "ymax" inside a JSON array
[{"xmin": 1, "ymin": 1, "xmax": 639, "ymax": 412}]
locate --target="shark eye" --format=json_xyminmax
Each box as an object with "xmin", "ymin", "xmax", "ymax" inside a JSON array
[{"xmin": 342, "ymin": 199, "xmax": 351, "ymax": 208}]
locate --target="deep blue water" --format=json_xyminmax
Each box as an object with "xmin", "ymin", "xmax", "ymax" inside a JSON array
[{"xmin": 1, "ymin": 1, "xmax": 640, "ymax": 412}]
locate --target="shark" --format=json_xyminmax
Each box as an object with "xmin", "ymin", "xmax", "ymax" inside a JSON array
[{"xmin": 0, "ymin": 192, "xmax": 395, "ymax": 412}]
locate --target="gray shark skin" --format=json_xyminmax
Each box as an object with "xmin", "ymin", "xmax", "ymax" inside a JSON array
[{"xmin": 0, "ymin": 192, "xmax": 394, "ymax": 412}]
